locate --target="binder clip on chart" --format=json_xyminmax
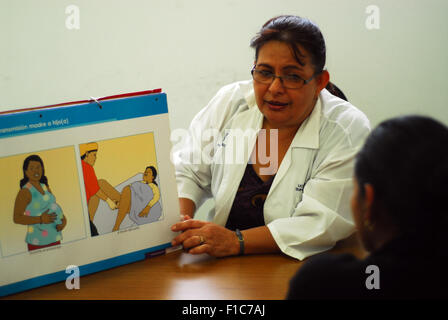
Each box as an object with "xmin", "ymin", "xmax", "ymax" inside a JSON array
[{"xmin": 89, "ymin": 97, "xmax": 104, "ymax": 109}]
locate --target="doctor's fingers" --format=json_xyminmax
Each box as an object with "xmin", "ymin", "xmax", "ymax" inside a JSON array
[
  {"xmin": 181, "ymin": 234, "xmax": 207, "ymax": 250},
  {"xmin": 171, "ymin": 228, "xmax": 201, "ymax": 247},
  {"xmin": 188, "ymin": 243, "xmax": 211, "ymax": 255},
  {"xmin": 171, "ymin": 219, "xmax": 209, "ymax": 232}
]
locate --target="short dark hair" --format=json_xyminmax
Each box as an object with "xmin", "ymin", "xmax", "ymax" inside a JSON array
[
  {"xmin": 250, "ymin": 15, "xmax": 326, "ymax": 73},
  {"xmin": 354, "ymin": 115, "xmax": 448, "ymax": 239}
]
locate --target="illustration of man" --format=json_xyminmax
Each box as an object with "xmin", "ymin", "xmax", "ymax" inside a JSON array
[{"xmin": 80, "ymin": 142, "xmax": 120, "ymax": 236}]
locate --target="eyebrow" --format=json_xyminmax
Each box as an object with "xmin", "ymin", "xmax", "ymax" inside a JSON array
[{"xmin": 256, "ymin": 63, "xmax": 304, "ymax": 71}]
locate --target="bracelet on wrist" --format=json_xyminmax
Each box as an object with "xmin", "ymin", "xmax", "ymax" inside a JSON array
[{"xmin": 235, "ymin": 229, "xmax": 244, "ymax": 255}]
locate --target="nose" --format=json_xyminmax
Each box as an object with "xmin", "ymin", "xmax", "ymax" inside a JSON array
[{"xmin": 268, "ymin": 76, "xmax": 286, "ymax": 95}]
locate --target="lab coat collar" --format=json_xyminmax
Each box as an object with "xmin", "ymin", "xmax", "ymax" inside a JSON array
[
  {"xmin": 242, "ymin": 80, "xmax": 257, "ymax": 109},
  {"xmin": 289, "ymin": 93, "xmax": 322, "ymax": 150},
  {"xmin": 269, "ymin": 92, "xmax": 323, "ymax": 195}
]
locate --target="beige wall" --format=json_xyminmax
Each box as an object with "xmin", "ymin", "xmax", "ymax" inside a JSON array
[{"xmin": 1, "ymin": 0, "xmax": 447, "ymax": 130}]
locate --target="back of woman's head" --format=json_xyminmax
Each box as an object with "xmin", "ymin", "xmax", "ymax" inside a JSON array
[
  {"xmin": 355, "ymin": 115, "xmax": 448, "ymax": 237},
  {"xmin": 250, "ymin": 15, "xmax": 326, "ymax": 74}
]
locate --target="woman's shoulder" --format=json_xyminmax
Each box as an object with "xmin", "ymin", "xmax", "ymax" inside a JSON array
[
  {"xmin": 292, "ymin": 252, "xmax": 364, "ymax": 284},
  {"xmin": 209, "ymin": 80, "xmax": 255, "ymax": 112},
  {"xmin": 287, "ymin": 252, "xmax": 366, "ymax": 299},
  {"xmin": 319, "ymin": 89, "xmax": 370, "ymax": 130},
  {"xmin": 20, "ymin": 182, "xmax": 32, "ymax": 190},
  {"xmin": 190, "ymin": 80, "xmax": 256, "ymax": 131},
  {"xmin": 317, "ymin": 89, "xmax": 371, "ymax": 150},
  {"xmin": 300, "ymin": 252, "xmax": 362, "ymax": 273},
  {"xmin": 17, "ymin": 186, "xmax": 32, "ymax": 198}
]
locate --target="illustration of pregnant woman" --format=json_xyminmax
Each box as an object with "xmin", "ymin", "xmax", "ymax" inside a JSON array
[
  {"xmin": 13, "ymin": 155, "xmax": 67, "ymax": 251},
  {"xmin": 112, "ymin": 166, "xmax": 162, "ymax": 231}
]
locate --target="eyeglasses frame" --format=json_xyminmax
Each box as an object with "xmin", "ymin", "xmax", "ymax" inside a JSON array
[{"xmin": 251, "ymin": 66, "xmax": 319, "ymax": 89}]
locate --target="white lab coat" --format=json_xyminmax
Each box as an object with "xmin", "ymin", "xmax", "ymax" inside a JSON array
[{"xmin": 174, "ymin": 80, "xmax": 371, "ymax": 260}]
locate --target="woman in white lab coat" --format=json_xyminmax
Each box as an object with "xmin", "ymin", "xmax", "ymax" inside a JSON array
[{"xmin": 171, "ymin": 15, "xmax": 370, "ymax": 260}]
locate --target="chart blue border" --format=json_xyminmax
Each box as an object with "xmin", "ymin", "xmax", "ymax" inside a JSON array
[{"xmin": 0, "ymin": 93, "xmax": 168, "ymax": 139}]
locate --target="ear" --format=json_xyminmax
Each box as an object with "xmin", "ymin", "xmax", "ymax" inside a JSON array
[
  {"xmin": 362, "ymin": 183, "xmax": 375, "ymax": 222},
  {"xmin": 316, "ymin": 70, "xmax": 330, "ymax": 92}
]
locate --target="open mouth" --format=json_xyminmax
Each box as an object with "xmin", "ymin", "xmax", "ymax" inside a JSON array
[{"xmin": 265, "ymin": 100, "xmax": 289, "ymax": 110}]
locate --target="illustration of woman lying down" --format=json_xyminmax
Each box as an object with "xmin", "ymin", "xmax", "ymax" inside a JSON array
[{"xmin": 112, "ymin": 166, "xmax": 161, "ymax": 231}]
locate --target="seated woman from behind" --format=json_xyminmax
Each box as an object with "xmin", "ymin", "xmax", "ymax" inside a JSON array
[{"xmin": 287, "ymin": 115, "xmax": 448, "ymax": 299}]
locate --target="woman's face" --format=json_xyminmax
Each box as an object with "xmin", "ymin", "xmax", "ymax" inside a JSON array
[
  {"xmin": 253, "ymin": 40, "xmax": 328, "ymax": 130},
  {"xmin": 25, "ymin": 160, "xmax": 43, "ymax": 182},
  {"xmin": 143, "ymin": 168, "xmax": 154, "ymax": 183}
]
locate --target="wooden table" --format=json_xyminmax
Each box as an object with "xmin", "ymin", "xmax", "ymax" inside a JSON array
[{"xmin": 3, "ymin": 233, "xmax": 365, "ymax": 300}]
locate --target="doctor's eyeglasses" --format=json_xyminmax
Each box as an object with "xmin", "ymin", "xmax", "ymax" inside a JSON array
[{"xmin": 251, "ymin": 66, "xmax": 317, "ymax": 89}]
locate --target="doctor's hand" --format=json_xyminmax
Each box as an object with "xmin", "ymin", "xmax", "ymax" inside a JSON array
[{"xmin": 171, "ymin": 220, "xmax": 240, "ymax": 258}]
